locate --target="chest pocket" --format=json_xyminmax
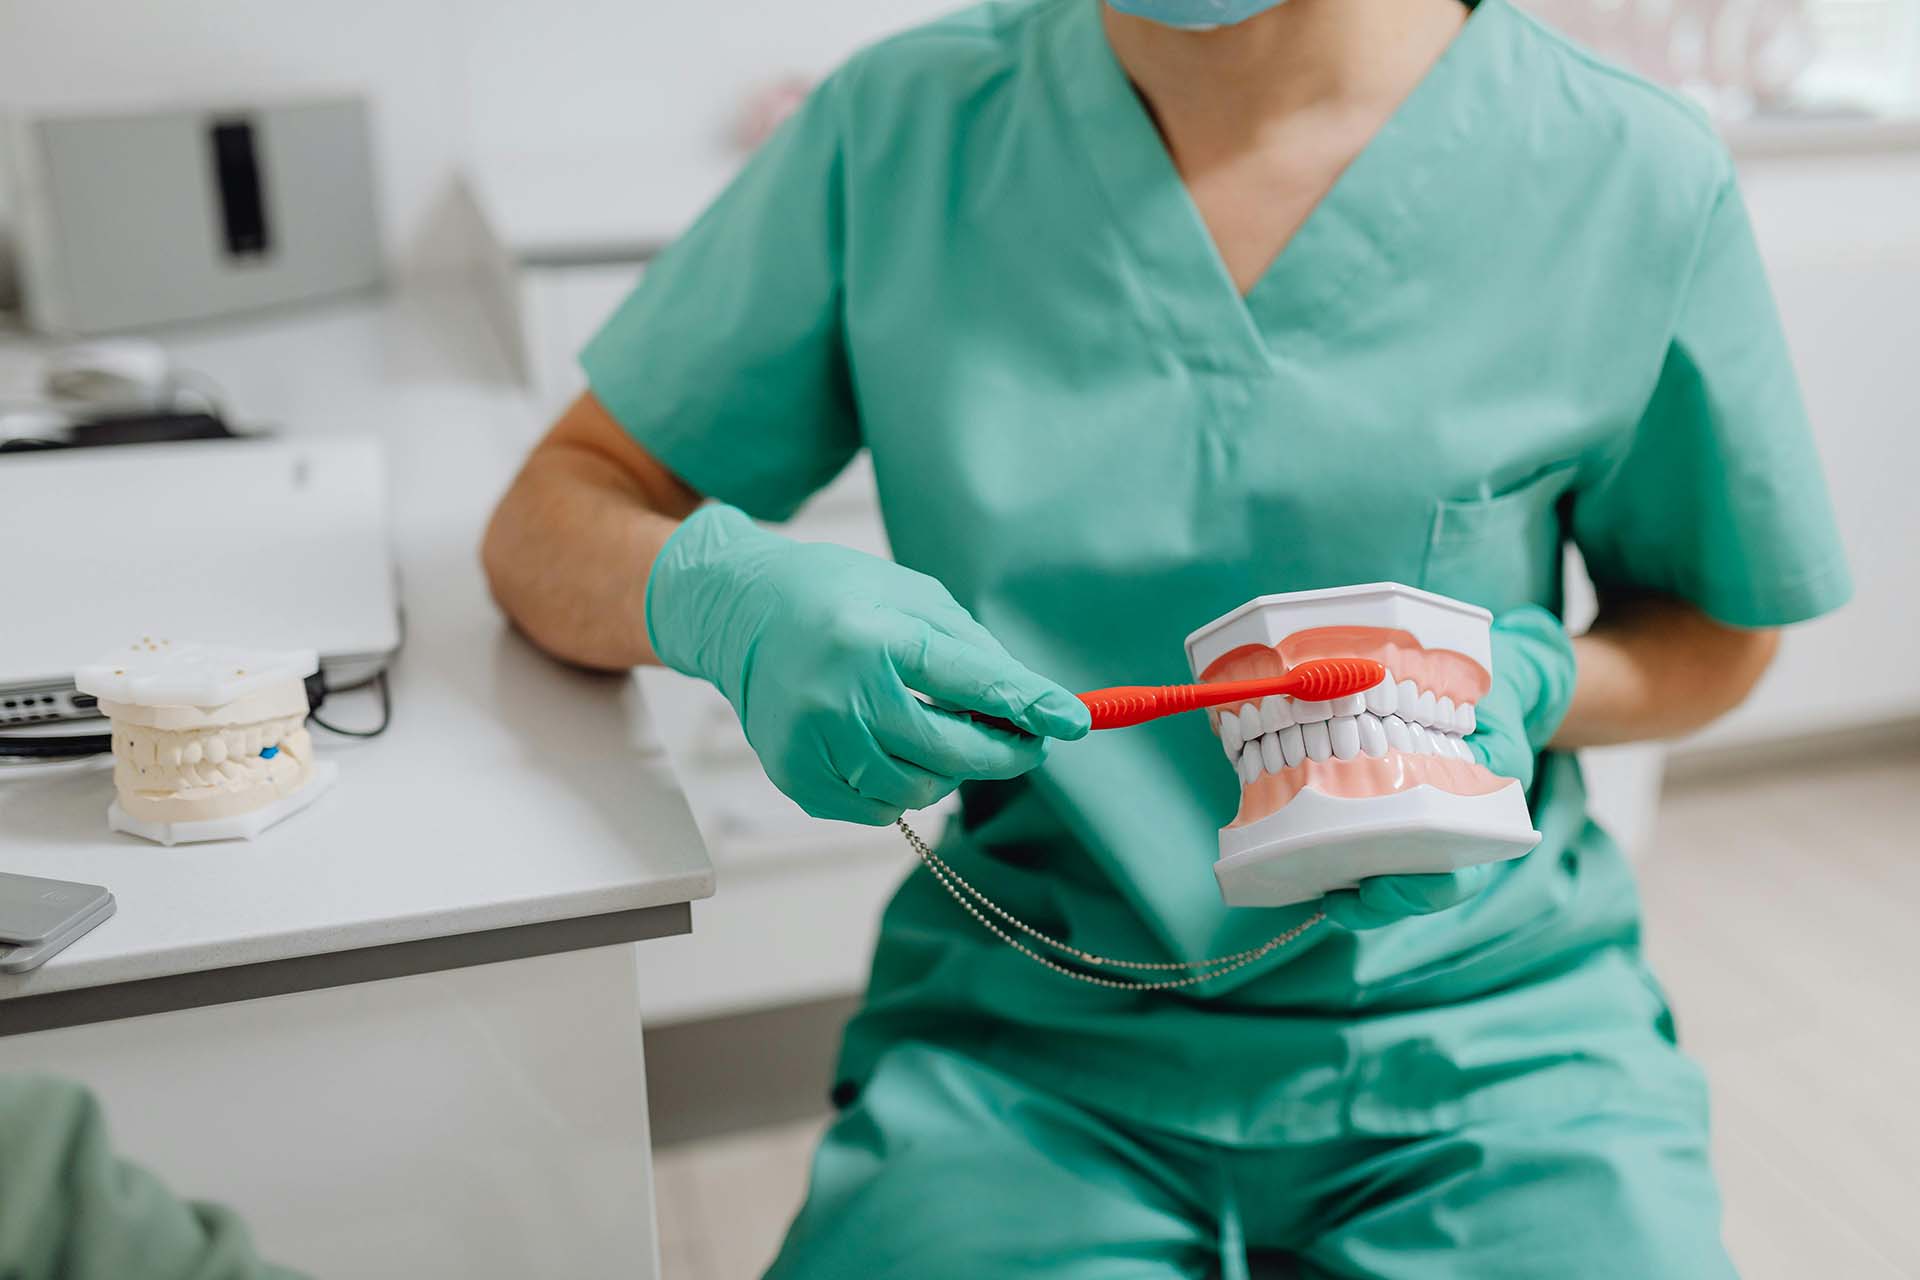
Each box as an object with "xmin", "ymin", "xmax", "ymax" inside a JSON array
[{"xmin": 1420, "ymin": 463, "xmax": 1577, "ymax": 616}]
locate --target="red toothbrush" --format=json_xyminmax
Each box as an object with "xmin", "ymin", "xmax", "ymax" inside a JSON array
[{"xmin": 969, "ymin": 657, "xmax": 1387, "ymax": 734}]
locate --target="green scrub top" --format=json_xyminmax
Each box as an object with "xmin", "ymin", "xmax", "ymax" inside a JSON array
[{"xmin": 585, "ymin": 0, "xmax": 1851, "ymax": 1143}]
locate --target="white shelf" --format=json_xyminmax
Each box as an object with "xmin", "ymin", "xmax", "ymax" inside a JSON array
[
  {"xmin": 463, "ymin": 150, "xmax": 740, "ymax": 267},
  {"xmin": 1725, "ymin": 109, "xmax": 1920, "ymax": 158}
]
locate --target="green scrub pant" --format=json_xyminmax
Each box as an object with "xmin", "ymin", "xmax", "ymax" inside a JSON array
[{"xmin": 765, "ymin": 1043, "xmax": 1736, "ymax": 1279}]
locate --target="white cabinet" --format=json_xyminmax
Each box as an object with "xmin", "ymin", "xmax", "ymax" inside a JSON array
[{"xmin": 0, "ymin": 948, "xmax": 663, "ymax": 1280}]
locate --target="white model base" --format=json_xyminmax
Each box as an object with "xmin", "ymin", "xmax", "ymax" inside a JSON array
[
  {"xmin": 1215, "ymin": 782, "xmax": 1540, "ymax": 908},
  {"xmin": 109, "ymin": 762, "xmax": 339, "ymax": 847}
]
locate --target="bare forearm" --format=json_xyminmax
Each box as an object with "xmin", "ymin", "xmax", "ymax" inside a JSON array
[
  {"xmin": 1552, "ymin": 593, "xmax": 1778, "ymax": 749},
  {"xmin": 482, "ymin": 394, "xmax": 701, "ymax": 671}
]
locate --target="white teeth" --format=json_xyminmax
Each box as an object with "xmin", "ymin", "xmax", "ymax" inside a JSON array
[
  {"xmin": 1239, "ymin": 745, "xmax": 1263, "ymax": 784},
  {"xmin": 1260, "ymin": 696, "xmax": 1294, "ymax": 733},
  {"xmin": 1219, "ymin": 690, "xmax": 1512, "ymax": 792},
  {"xmin": 1396, "ymin": 680, "xmax": 1420, "ymax": 717},
  {"xmin": 183, "ymin": 738, "xmax": 203, "ymax": 764},
  {"xmin": 206, "ymin": 735, "xmax": 228, "ymax": 764},
  {"xmin": 158, "ymin": 739, "xmax": 182, "ymax": 766},
  {"xmin": 1221, "ymin": 709, "xmax": 1245, "ymax": 756},
  {"xmin": 1279, "ymin": 724, "xmax": 1305, "ymax": 767},
  {"xmin": 1365, "ymin": 672, "xmax": 1397, "ymax": 717}
]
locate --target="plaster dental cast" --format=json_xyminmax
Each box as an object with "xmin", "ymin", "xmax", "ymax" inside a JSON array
[
  {"xmin": 482, "ymin": 0, "xmax": 1851, "ymax": 1273},
  {"xmin": 76, "ymin": 642, "xmax": 332, "ymax": 846}
]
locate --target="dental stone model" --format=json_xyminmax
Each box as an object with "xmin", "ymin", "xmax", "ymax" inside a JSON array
[
  {"xmin": 1185, "ymin": 584, "xmax": 1541, "ymax": 908},
  {"xmin": 75, "ymin": 641, "xmax": 336, "ymax": 846}
]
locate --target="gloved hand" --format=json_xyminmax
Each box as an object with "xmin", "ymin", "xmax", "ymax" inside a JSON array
[
  {"xmin": 647, "ymin": 504, "xmax": 1090, "ymax": 825},
  {"xmin": 1322, "ymin": 605, "xmax": 1577, "ymax": 930}
]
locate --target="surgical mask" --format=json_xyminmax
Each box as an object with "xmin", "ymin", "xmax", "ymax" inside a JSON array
[{"xmin": 1106, "ymin": 0, "xmax": 1288, "ymax": 31}]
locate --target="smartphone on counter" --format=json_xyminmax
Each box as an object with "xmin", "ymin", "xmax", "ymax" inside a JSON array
[{"xmin": 0, "ymin": 871, "xmax": 116, "ymax": 974}]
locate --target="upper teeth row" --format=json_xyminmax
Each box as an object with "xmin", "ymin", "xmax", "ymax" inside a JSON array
[
  {"xmin": 116, "ymin": 717, "xmax": 306, "ymax": 769},
  {"xmin": 1230, "ymin": 711, "xmax": 1474, "ymax": 783},
  {"xmin": 1214, "ymin": 670, "xmax": 1474, "ymax": 753}
]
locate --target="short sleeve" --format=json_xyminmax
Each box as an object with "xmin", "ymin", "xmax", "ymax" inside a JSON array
[
  {"xmin": 1571, "ymin": 175, "xmax": 1853, "ymax": 628},
  {"xmin": 581, "ymin": 75, "xmax": 858, "ymax": 522}
]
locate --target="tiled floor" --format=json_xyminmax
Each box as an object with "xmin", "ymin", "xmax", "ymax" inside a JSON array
[{"xmin": 654, "ymin": 744, "xmax": 1920, "ymax": 1279}]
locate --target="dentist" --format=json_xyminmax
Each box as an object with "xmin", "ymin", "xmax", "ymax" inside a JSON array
[{"xmin": 484, "ymin": 0, "xmax": 1849, "ymax": 1273}]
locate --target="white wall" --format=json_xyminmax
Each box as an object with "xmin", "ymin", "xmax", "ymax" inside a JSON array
[
  {"xmin": 3, "ymin": 0, "xmax": 1915, "ymax": 275},
  {"xmin": 0, "ymin": 0, "xmax": 467, "ymax": 271},
  {"xmin": 457, "ymin": 0, "xmax": 947, "ymax": 167},
  {"xmin": 0, "ymin": 0, "xmax": 949, "ymax": 278}
]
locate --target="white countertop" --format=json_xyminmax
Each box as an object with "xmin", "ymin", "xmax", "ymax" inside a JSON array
[{"xmin": 0, "ymin": 284, "xmax": 715, "ymax": 1003}]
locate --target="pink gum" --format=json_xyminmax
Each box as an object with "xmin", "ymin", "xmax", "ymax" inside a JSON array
[
  {"xmin": 1232, "ymin": 753, "xmax": 1511, "ymax": 827},
  {"xmin": 1199, "ymin": 626, "xmax": 1490, "ymax": 705}
]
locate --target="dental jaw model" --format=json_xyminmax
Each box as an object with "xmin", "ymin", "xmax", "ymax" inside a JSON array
[
  {"xmin": 1185, "ymin": 584, "xmax": 1541, "ymax": 908},
  {"xmin": 75, "ymin": 642, "xmax": 336, "ymax": 846}
]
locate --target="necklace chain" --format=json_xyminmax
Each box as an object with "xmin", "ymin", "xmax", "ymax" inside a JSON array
[{"xmin": 896, "ymin": 817, "xmax": 1324, "ymax": 991}]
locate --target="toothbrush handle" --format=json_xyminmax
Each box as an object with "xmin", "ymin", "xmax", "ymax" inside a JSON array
[
  {"xmin": 963, "ymin": 659, "xmax": 1386, "ymax": 735},
  {"xmin": 960, "ymin": 687, "xmax": 1188, "ymax": 736},
  {"xmin": 963, "ymin": 685, "xmax": 1241, "ymax": 734},
  {"xmin": 1078, "ymin": 686, "xmax": 1198, "ymax": 729}
]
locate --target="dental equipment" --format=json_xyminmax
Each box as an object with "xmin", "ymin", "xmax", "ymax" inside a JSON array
[
  {"xmin": 74, "ymin": 641, "xmax": 337, "ymax": 846},
  {"xmin": 899, "ymin": 584, "xmax": 1542, "ymax": 987},
  {"xmin": 1187, "ymin": 583, "xmax": 1541, "ymax": 908}
]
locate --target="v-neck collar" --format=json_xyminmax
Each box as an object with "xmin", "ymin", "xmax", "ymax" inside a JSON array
[{"xmin": 1045, "ymin": 0, "xmax": 1506, "ymax": 374}]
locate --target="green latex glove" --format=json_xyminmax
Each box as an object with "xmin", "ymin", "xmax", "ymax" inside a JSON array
[
  {"xmin": 648, "ymin": 504, "xmax": 1090, "ymax": 825},
  {"xmin": 1322, "ymin": 606, "xmax": 1577, "ymax": 930}
]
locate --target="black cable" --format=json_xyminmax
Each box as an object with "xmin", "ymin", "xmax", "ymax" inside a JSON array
[
  {"xmin": 307, "ymin": 668, "xmax": 392, "ymax": 739},
  {"xmin": 0, "ymin": 666, "xmax": 394, "ymax": 761},
  {"xmin": 0, "ymin": 733, "xmax": 112, "ymax": 759}
]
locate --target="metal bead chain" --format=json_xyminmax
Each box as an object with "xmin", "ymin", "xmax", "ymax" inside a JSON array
[{"xmin": 896, "ymin": 817, "xmax": 1324, "ymax": 991}]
